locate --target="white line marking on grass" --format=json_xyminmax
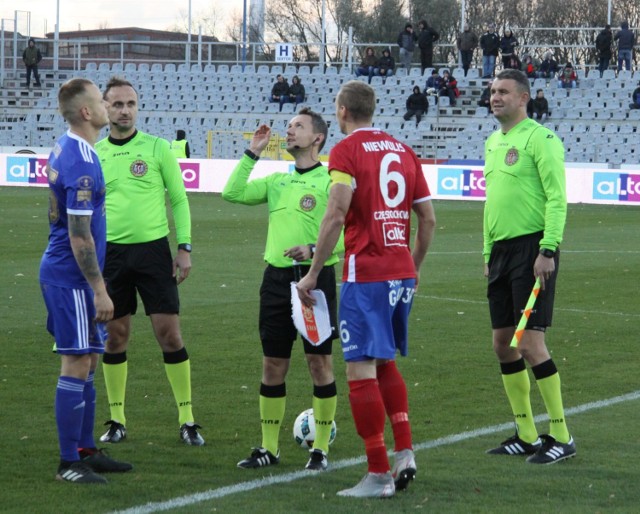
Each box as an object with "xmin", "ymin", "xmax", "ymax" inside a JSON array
[
  {"xmin": 112, "ymin": 390, "xmax": 640, "ymax": 514},
  {"xmin": 427, "ymin": 250, "xmax": 640, "ymax": 255},
  {"xmin": 416, "ymin": 295, "xmax": 640, "ymax": 318}
]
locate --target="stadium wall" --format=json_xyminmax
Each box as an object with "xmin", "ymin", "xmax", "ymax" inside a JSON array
[{"xmin": 1, "ymin": 152, "xmax": 639, "ymax": 206}]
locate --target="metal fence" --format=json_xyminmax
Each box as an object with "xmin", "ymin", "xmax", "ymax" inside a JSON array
[{"xmin": 2, "ymin": 27, "xmax": 637, "ymax": 80}]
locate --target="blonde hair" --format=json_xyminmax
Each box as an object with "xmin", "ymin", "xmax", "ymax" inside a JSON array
[
  {"xmin": 58, "ymin": 78, "xmax": 94, "ymax": 124},
  {"xmin": 336, "ymin": 80, "xmax": 376, "ymax": 122}
]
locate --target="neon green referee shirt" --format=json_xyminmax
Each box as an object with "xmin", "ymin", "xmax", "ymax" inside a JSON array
[
  {"xmin": 222, "ymin": 154, "xmax": 342, "ymax": 268},
  {"xmin": 96, "ymin": 130, "xmax": 191, "ymax": 245},
  {"xmin": 483, "ymin": 118, "xmax": 567, "ymax": 262}
]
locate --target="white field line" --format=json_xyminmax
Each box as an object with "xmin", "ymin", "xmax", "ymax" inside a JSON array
[
  {"xmin": 112, "ymin": 390, "xmax": 640, "ymax": 514},
  {"xmin": 416, "ymin": 294, "xmax": 640, "ymax": 318},
  {"xmin": 427, "ymin": 250, "xmax": 640, "ymax": 255}
]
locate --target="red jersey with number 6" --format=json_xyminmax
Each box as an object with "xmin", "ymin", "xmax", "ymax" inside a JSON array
[{"xmin": 329, "ymin": 127, "xmax": 431, "ymax": 283}]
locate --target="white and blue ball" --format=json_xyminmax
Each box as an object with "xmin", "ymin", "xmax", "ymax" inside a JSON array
[{"xmin": 293, "ymin": 408, "xmax": 337, "ymax": 449}]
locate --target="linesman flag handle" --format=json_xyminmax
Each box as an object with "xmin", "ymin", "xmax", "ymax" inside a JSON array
[{"xmin": 510, "ymin": 278, "xmax": 542, "ymax": 348}]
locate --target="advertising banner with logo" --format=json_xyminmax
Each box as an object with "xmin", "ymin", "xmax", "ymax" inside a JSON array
[{"xmin": 2, "ymin": 153, "xmax": 638, "ymax": 206}]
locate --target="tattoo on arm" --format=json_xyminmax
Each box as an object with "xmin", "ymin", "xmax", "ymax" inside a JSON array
[{"xmin": 68, "ymin": 214, "xmax": 102, "ymax": 284}]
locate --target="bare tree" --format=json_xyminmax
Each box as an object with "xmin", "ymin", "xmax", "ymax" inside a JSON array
[{"xmin": 170, "ymin": 5, "xmax": 224, "ymax": 38}]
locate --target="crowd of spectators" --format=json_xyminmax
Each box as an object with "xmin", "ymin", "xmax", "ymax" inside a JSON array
[{"xmin": 274, "ymin": 18, "xmax": 637, "ymax": 123}]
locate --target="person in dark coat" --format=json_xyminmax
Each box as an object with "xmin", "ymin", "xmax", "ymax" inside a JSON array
[
  {"xmin": 403, "ymin": 85, "xmax": 429, "ymax": 125},
  {"xmin": 22, "ymin": 38, "xmax": 42, "ymax": 88},
  {"xmin": 500, "ymin": 29, "xmax": 519, "ymax": 70},
  {"xmin": 417, "ymin": 20, "xmax": 439, "ymax": 73},
  {"xmin": 595, "ymin": 25, "xmax": 613, "ymax": 77},
  {"xmin": 614, "ymin": 20, "xmax": 635, "ymax": 72},
  {"xmin": 289, "ymin": 75, "xmax": 306, "ymax": 105}
]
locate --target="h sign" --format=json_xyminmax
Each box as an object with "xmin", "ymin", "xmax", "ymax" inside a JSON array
[{"xmin": 275, "ymin": 44, "xmax": 294, "ymax": 63}]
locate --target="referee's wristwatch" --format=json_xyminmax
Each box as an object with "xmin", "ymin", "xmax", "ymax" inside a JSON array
[
  {"xmin": 178, "ymin": 243, "xmax": 192, "ymax": 253},
  {"xmin": 307, "ymin": 244, "xmax": 316, "ymax": 259},
  {"xmin": 539, "ymin": 248, "xmax": 555, "ymax": 258}
]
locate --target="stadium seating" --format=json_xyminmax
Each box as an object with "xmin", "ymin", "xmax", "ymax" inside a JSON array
[{"xmin": 1, "ymin": 64, "xmax": 638, "ymax": 162}]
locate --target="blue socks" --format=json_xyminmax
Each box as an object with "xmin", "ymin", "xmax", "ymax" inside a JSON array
[
  {"xmin": 55, "ymin": 376, "xmax": 85, "ymax": 462},
  {"xmin": 79, "ymin": 371, "xmax": 97, "ymax": 450}
]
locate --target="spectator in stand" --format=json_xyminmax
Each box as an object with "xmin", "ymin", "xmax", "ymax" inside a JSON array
[
  {"xmin": 614, "ymin": 20, "xmax": 635, "ymax": 72},
  {"xmin": 457, "ymin": 25, "xmax": 479, "ymax": 77},
  {"xmin": 500, "ymin": 29, "xmax": 519, "ymax": 70},
  {"xmin": 557, "ymin": 63, "xmax": 578, "ymax": 89},
  {"xmin": 289, "ymin": 75, "xmax": 306, "ymax": 105},
  {"xmin": 478, "ymin": 80, "xmax": 492, "ymax": 113},
  {"xmin": 417, "ymin": 20, "xmax": 439, "ymax": 73},
  {"xmin": 425, "ymin": 69, "xmax": 443, "ymax": 92},
  {"xmin": 425, "ymin": 69, "xmax": 443, "ymax": 103},
  {"xmin": 595, "ymin": 25, "xmax": 613, "ymax": 77},
  {"xmin": 171, "ymin": 130, "xmax": 190, "ymax": 159},
  {"xmin": 403, "ymin": 85, "xmax": 429, "ymax": 125},
  {"xmin": 521, "ymin": 54, "xmax": 538, "ymax": 78},
  {"xmin": 270, "ymin": 74, "xmax": 290, "ymax": 111},
  {"xmin": 629, "ymin": 81, "xmax": 640, "ymax": 109},
  {"xmin": 439, "ymin": 70, "xmax": 459, "ymax": 107},
  {"xmin": 505, "ymin": 54, "xmax": 522, "ymax": 70},
  {"xmin": 397, "ymin": 23, "xmax": 417, "ymax": 70},
  {"xmin": 538, "ymin": 52, "xmax": 559, "ymax": 79},
  {"xmin": 22, "ymin": 38, "xmax": 42, "ymax": 88},
  {"xmin": 480, "ymin": 24, "xmax": 501, "ymax": 78},
  {"xmin": 375, "ymin": 48, "xmax": 396, "ymax": 81},
  {"xmin": 355, "ymin": 47, "xmax": 378, "ymax": 84},
  {"xmin": 528, "ymin": 89, "xmax": 550, "ymax": 121}
]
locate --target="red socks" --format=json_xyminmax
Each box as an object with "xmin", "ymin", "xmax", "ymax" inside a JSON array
[
  {"xmin": 377, "ymin": 360, "xmax": 412, "ymax": 451},
  {"xmin": 347, "ymin": 379, "xmax": 389, "ymax": 473}
]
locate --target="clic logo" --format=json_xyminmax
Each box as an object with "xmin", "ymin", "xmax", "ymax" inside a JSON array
[
  {"xmin": 6, "ymin": 156, "xmax": 49, "ymax": 184},
  {"xmin": 437, "ymin": 168, "xmax": 486, "ymax": 197},
  {"xmin": 593, "ymin": 172, "xmax": 640, "ymax": 202},
  {"xmin": 382, "ymin": 222, "xmax": 407, "ymax": 247}
]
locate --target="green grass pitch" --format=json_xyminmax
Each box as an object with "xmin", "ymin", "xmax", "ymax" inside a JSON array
[{"xmin": 0, "ymin": 186, "xmax": 639, "ymax": 513}]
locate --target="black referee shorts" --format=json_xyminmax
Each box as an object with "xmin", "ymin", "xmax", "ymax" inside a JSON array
[
  {"xmin": 487, "ymin": 232, "xmax": 559, "ymax": 330},
  {"xmin": 259, "ymin": 264, "xmax": 337, "ymax": 358},
  {"xmin": 104, "ymin": 237, "xmax": 180, "ymax": 319}
]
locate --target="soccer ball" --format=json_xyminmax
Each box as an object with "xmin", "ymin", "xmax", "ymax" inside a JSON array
[{"xmin": 293, "ymin": 408, "xmax": 337, "ymax": 449}]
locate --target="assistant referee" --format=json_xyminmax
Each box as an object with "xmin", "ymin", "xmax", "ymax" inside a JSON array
[{"xmin": 483, "ymin": 69, "xmax": 575, "ymax": 465}]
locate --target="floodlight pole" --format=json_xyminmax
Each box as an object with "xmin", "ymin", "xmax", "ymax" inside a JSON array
[
  {"xmin": 242, "ymin": 0, "xmax": 247, "ymax": 70},
  {"xmin": 54, "ymin": 0, "xmax": 60, "ymax": 71},
  {"xmin": 186, "ymin": 0, "xmax": 192, "ymax": 67},
  {"xmin": 321, "ymin": 0, "xmax": 326, "ymax": 69}
]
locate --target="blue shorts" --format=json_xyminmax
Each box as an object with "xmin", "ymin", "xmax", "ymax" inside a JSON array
[
  {"xmin": 40, "ymin": 283, "xmax": 106, "ymax": 355},
  {"xmin": 339, "ymin": 279, "xmax": 416, "ymax": 362}
]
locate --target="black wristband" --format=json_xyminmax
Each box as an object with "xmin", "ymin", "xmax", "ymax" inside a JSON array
[
  {"xmin": 244, "ymin": 149, "xmax": 259, "ymax": 161},
  {"xmin": 308, "ymin": 244, "xmax": 316, "ymax": 258},
  {"xmin": 539, "ymin": 248, "xmax": 555, "ymax": 258}
]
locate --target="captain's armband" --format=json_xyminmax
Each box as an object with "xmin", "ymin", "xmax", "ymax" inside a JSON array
[{"xmin": 330, "ymin": 170, "xmax": 354, "ymax": 189}]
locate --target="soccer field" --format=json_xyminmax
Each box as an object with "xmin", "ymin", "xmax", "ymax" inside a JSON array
[{"xmin": 1, "ymin": 187, "xmax": 639, "ymax": 513}]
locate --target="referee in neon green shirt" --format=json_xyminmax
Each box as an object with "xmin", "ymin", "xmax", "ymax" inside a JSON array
[
  {"xmin": 223, "ymin": 108, "xmax": 341, "ymax": 472},
  {"xmin": 483, "ymin": 69, "xmax": 575, "ymax": 464},
  {"xmin": 95, "ymin": 77, "xmax": 204, "ymax": 447}
]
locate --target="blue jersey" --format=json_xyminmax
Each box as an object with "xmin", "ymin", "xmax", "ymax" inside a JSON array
[{"xmin": 40, "ymin": 131, "xmax": 106, "ymax": 288}]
